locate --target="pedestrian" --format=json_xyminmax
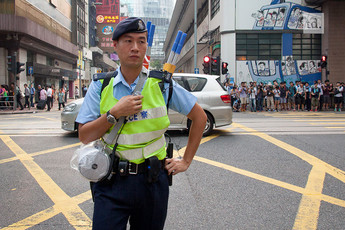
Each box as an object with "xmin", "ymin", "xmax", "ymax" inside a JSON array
[
  {"xmin": 287, "ymin": 81, "xmax": 296, "ymax": 111},
  {"xmin": 24, "ymin": 84, "xmax": 30, "ymax": 108},
  {"xmin": 311, "ymin": 81, "xmax": 320, "ymax": 112},
  {"xmin": 58, "ymin": 88, "xmax": 65, "ymax": 110},
  {"xmin": 249, "ymin": 83, "xmax": 256, "ymax": 112},
  {"xmin": 304, "ymin": 82, "xmax": 311, "ymax": 111},
  {"xmin": 3, "ymin": 85, "xmax": 10, "ymax": 109},
  {"xmin": 341, "ymin": 82, "xmax": 345, "ymax": 109},
  {"xmin": 0, "ymin": 84, "xmax": 4, "ymax": 109},
  {"xmin": 30, "ymin": 83, "xmax": 35, "ymax": 107},
  {"xmin": 51, "ymin": 85, "xmax": 55, "ymax": 109},
  {"xmin": 37, "ymin": 85, "xmax": 42, "ymax": 101},
  {"xmin": 317, "ymin": 79, "xmax": 324, "ymax": 111},
  {"xmin": 329, "ymin": 83, "xmax": 335, "ymax": 109},
  {"xmin": 334, "ymin": 82, "xmax": 343, "ymax": 111},
  {"xmin": 323, "ymin": 80, "xmax": 331, "ymax": 111},
  {"xmin": 266, "ymin": 82, "xmax": 274, "ymax": 111},
  {"xmin": 75, "ymin": 17, "xmax": 207, "ymax": 230},
  {"xmin": 82, "ymin": 84, "xmax": 88, "ymax": 97},
  {"xmin": 257, "ymin": 84, "xmax": 264, "ymax": 112},
  {"xmin": 239, "ymin": 82, "xmax": 248, "ymax": 112},
  {"xmin": 295, "ymin": 81, "xmax": 303, "ymax": 111},
  {"xmin": 40, "ymin": 85, "xmax": 47, "ymax": 101},
  {"xmin": 64, "ymin": 84, "xmax": 68, "ymax": 103},
  {"xmin": 279, "ymin": 82, "xmax": 287, "ymax": 111},
  {"xmin": 10, "ymin": 83, "xmax": 24, "ymax": 110},
  {"xmin": 8, "ymin": 83, "xmax": 14, "ymax": 109},
  {"xmin": 46, "ymin": 85, "xmax": 53, "ymax": 111},
  {"xmin": 273, "ymin": 85, "xmax": 280, "ymax": 111},
  {"xmin": 230, "ymin": 85, "xmax": 239, "ymax": 110},
  {"xmin": 75, "ymin": 86, "xmax": 79, "ymax": 99}
]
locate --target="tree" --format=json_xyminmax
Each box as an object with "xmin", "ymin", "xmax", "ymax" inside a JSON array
[{"xmin": 150, "ymin": 59, "xmax": 163, "ymax": 70}]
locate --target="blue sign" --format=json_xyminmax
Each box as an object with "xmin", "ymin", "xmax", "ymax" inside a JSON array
[
  {"xmin": 28, "ymin": 66, "xmax": 33, "ymax": 74},
  {"xmin": 194, "ymin": 68, "xmax": 199, "ymax": 74}
]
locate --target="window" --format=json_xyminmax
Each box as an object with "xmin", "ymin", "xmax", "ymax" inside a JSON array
[
  {"xmin": 211, "ymin": 0, "xmax": 220, "ymax": 19},
  {"xmin": 27, "ymin": 51, "xmax": 35, "ymax": 63},
  {"xmin": 47, "ymin": 57, "xmax": 54, "ymax": 66},
  {"xmin": 292, "ymin": 34, "xmax": 321, "ymax": 60},
  {"xmin": 173, "ymin": 76, "xmax": 207, "ymax": 92},
  {"xmin": 236, "ymin": 33, "xmax": 282, "ymax": 60}
]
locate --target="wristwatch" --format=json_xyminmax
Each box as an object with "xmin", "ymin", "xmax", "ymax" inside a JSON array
[{"xmin": 106, "ymin": 110, "xmax": 117, "ymax": 124}]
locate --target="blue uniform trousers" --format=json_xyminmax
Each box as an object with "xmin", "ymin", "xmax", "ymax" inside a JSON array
[{"xmin": 91, "ymin": 169, "xmax": 169, "ymax": 230}]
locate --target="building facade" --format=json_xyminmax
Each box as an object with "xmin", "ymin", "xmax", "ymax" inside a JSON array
[
  {"xmin": 0, "ymin": 0, "xmax": 79, "ymax": 99},
  {"xmin": 164, "ymin": 0, "xmax": 344, "ymax": 85}
]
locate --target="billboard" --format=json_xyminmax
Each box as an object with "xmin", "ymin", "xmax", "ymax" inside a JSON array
[
  {"xmin": 96, "ymin": 0, "xmax": 120, "ymax": 54},
  {"xmin": 95, "ymin": 0, "xmax": 120, "ymax": 24}
]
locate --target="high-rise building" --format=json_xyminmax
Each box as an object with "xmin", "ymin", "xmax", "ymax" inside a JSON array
[{"xmin": 118, "ymin": 0, "xmax": 176, "ymax": 60}]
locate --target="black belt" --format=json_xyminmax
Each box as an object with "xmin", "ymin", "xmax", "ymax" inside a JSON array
[{"xmin": 112, "ymin": 159, "xmax": 165, "ymax": 175}]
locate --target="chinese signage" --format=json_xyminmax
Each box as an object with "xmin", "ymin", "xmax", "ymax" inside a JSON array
[{"xmin": 96, "ymin": 0, "xmax": 120, "ymax": 24}]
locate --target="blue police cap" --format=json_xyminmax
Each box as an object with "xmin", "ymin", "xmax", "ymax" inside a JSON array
[{"xmin": 112, "ymin": 17, "xmax": 147, "ymax": 41}]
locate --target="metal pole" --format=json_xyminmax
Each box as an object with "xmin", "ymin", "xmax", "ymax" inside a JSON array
[
  {"xmin": 79, "ymin": 65, "xmax": 82, "ymax": 98},
  {"xmin": 194, "ymin": 0, "xmax": 197, "ymax": 73},
  {"xmin": 29, "ymin": 73, "xmax": 32, "ymax": 111}
]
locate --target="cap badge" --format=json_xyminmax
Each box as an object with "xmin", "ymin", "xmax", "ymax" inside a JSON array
[{"xmin": 138, "ymin": 20, "xmax": 145, "ymax": 31}]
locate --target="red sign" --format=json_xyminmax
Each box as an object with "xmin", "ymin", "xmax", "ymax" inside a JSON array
[{"xmin": 96, "ymin": 0, "xmax": 120, "ymax": 24}]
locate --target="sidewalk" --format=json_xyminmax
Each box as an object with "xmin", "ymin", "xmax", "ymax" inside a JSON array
[{"xmin": 0, "ymin": 98, "xmax": 76, "ymax": 115}]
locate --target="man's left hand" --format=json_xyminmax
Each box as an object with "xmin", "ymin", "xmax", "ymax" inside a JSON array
[{"xmin": 165, "ymin": 158, "xmax": 190, "ymax": 175}]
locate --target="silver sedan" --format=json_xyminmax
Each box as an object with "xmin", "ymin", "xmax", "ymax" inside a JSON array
[{"xmin": 61, "ymin": 73, "xmax": 232, "ymax": 136}]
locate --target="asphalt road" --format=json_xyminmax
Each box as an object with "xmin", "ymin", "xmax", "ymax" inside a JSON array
[{"xmin": 1, "ymin": 110, "xmax": 345, "ymax": 229}]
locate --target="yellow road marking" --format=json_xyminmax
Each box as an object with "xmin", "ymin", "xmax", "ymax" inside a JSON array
[
  {"xmin": 192, "ymin": 156, "xmax": 345, "ymax": 208},
  {"xmin": 325, "ymin": 127, "xmax": 345, "ymax": 129},
  {"xmin": 232, "ymin": 123, "xmax": 345, "ymax": 184},
  {"xmin": 2, "ymin": 191, "xmax": 91, "ymax": 230},
  {"xmin": 1, "ymin": 119, "xmax": 345, "ymax": 229},
  {"xmin": 309, "ymin": 122, "xmax": 345, "ymax": 125},
  {"xmin": 0, "ymin": 135, "xmax": 91, "ymax": 229},
  {"xmin": 32, "ymin": 115, "xmax": 59, "ymax": 121},
  {"xmin": 293, "ymin": 120, "xmax": 345, "ymax": 122},
  {"xmin": 0, "ymin": 143, "xmax": 80, "ymax": 165},
  {"xmin": 293, "ymin": 166, "xmax": 325, "ymax": 230}
]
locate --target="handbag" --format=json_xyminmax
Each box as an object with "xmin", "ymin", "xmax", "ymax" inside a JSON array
[{"xmin": 71, "ymin": 71, "xmax": 147, "ymax": 182}]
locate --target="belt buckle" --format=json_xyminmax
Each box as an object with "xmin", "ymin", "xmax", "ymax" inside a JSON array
[{"xmin": 128, "ymin": 162, "xmax": 138, "ymax": 175}]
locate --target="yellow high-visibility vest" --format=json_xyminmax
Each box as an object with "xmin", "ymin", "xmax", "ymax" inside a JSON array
[{"xmin": 100, "ymin": 76, "xmax": 170, "ymax": 164}]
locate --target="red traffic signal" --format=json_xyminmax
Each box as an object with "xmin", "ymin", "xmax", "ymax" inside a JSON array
[
  {"xmin": 321, "ymin": 55, "xmax": 327, "ymax": 68},
  {"xmin": 203, "ymin": 56, "xmax": 210, "ymax": 63},
  {"xmin": 222, "ymin": 62, "xmax": 228, "ymax": 74}
]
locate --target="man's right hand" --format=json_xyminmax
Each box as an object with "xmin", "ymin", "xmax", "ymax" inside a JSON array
[{"xmin": 110, "ymin": 95, "xmax": 144, "ymax": 118}]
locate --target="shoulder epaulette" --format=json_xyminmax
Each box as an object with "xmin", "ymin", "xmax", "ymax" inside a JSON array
[{"xmin": 93, "ymin": 71, "xmax": 118, "ymax": 81}]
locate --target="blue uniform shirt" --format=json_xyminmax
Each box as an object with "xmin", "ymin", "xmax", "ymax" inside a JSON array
[{"xmin": 76, "ymin": 68, "xmax": 197, "ymax": 124}]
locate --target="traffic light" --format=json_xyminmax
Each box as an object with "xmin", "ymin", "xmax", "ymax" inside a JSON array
[
  {"xmin": 222, "ymin": 62, "xmax": 228, "ymax": 74},
  {"xmin": 321, "ymin": 55, "xmax": 327, "ymax": 68},
  {"xmin": 203, "ymin": 55, "xmax": 210, "ymax": 74},
  {"xmin": 211, "ymin": 56, "xmax": 220, "ymax": 75},
  {"xmin": 16, "ymin": 62, "xmax": 25, "ymax": 74},
  {"xmin": 6, "ymin": 55, "xmax": 16, "ymax": 74}
]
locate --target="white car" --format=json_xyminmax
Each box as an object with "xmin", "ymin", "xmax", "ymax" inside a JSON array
[{"xmin": 61, "ymin": 73, "xmax": 232, "ymax": 136}]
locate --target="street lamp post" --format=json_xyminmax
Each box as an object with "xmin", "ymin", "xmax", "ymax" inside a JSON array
[{"xmin": 79, "ymin": 64, "xmax": 82, "ymax": 98}]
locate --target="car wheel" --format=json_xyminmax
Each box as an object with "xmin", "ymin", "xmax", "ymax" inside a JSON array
[
  {"xmin": 203, "ymin": 112, "xmax": 214, "ymax": 136},
  {"xmin": 187, "ymin": 112, "xmax": 214, "ymax": 136}
]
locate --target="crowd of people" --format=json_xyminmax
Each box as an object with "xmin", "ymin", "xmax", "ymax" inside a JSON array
[
  {"xmin": 225, "ymin": 79, "xmax": 345, "ymax": 113},
  {"xmin": 0, "ymin": 83, "xmax": 73, "ymax": 111}
]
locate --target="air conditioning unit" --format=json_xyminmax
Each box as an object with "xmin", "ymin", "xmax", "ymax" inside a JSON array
[
  {"xmin": 94, "ymin": 25, "xmax": 97, "ymax": 30},
  {"xmin": 95, "ymin": 37, "xmax": 99, "ymax": 42}
]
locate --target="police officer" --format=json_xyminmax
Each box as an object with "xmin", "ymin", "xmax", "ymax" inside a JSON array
[{"xmin": 76, "ymin": 17, "xmax": 207, "ymax": 230}]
